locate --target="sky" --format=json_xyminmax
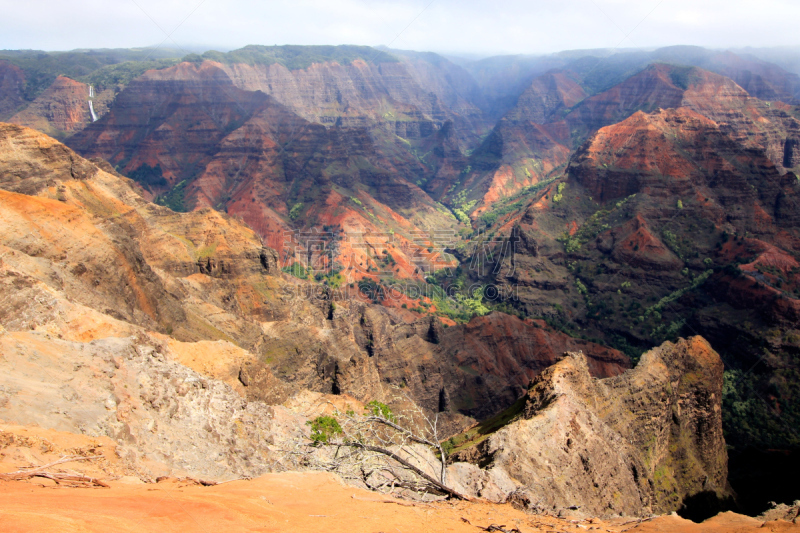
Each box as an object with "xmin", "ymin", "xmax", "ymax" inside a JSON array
[{"xmin": 1, "ymin": 0, "xmax": 799, "ymax": 57}]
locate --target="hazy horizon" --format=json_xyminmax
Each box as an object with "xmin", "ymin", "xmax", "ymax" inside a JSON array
[{"xmin": 2, "ymin": 0, "xmax": 799, "ymax": 58}]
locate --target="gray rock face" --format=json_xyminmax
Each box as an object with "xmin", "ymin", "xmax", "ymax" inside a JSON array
[
  {"xmin": 0, "ymin": 329, "xmax": 305, "ymax": 481},
  {"xmin": 759, "ymin": 500, "xmax": 800, "ymax": 522}
]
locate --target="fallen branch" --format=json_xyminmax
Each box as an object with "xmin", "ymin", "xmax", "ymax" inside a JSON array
[
  {"xmin": 331, "ymin": 441, "xmax": 473, "ymax": 501},
  {"xmin": 351, "ymin": 494, "xmax": 431, "ymax": 508},
  {"xmin": 32, "ymin": 472, "xmax": 110, "ymax": 488},
  {"xmin": 0, "ymin": 455, "xmax": 108, "ymax": 487},
  {"xmin": 621, "ymin": 516, "xmax": 656, "ymax": 527},
  {"xmin": 479, "ymin": 525, "xmax": 522, "ymax": 533}
]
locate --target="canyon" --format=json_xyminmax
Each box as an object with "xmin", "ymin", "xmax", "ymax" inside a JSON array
[{"xmin": 1, "ymin": 43, "xmax": 800, "ymax": 527}]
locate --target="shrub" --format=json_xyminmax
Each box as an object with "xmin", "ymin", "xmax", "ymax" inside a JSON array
[
  {"xmin": 453, "ymin": 209, "xmax": 470, "ymax": 225},
  {"xmin": 306, "ymin": 416, "xmax": 343, "ymax": 445},
  {"xmin": 553, "ymin": 182, "xmax": 566, "ymax": 203},
  {"xmin": 128, "ymin": 164, "xmax": 168, "ymax": 188},
  {"xmin": 365, "ymin": 401, "xmax": 396, "ymax": 422},
  {"xmin": 289, "ymin": 202, "xmax": 304, "ymax": 221},
  {"xmin": 282, "ymin": 263, "xmax": 309, "ymax": 279}
]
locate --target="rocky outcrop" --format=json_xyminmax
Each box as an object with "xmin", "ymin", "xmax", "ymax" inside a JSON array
[
  {"xmin": 480, "ymin": 93, "xmax": 800, "ymax": 504},
  {"xmin": 759, "ymin": 501, "xmax": 800, "ymax": 522},
  {"xmin": 451, "ymin": 337, "xmax": 729, "ymax": 517},
  {"xmin": 0, "ymin": 329, "xmax": 304, "ymax": 480},
  {"xmin": 784, "ymin": 137, "xmax": 800, "ymax": 168},
  {"xmin": 0, "ymin": 122, "xmax": 98, "ymax": 194}
]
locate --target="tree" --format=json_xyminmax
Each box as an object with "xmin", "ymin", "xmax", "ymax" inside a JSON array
[{"xmin": 290, "ymin": 398, "xmax": 472, "ymax": 501}]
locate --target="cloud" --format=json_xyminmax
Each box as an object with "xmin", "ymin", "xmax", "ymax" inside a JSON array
[{"xmin": 0, "ymin": 0, "xmax": 798, "ymax": 55}]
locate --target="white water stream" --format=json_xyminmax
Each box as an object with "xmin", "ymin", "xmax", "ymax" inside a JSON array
[{"xmin": 88, "ymin": 85, "xmax": 97, "ymax": 121}]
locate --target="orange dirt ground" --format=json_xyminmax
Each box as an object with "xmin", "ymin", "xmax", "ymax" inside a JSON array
[{"xmin": 1, "ymin": 472, "xmax": 798, "ymax": 533}]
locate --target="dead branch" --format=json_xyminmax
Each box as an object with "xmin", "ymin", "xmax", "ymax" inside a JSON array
[
  {"xmin": 350, "ymin": 494, "xmax": 431, "ymax": 507},
  {"xmin": 329, "ymin": 440, "xmax": 472, "ymax": 501},
  {"xmin": 0, "ymin": 455, "xmax": 108, "ymax": 487},
  {"xmin": 31, "ymin": 472, "xmax": 110, "ymax": 488},
  {"xmin": 479, "ymin": 526, "xmax": 522, "ymax": 533},
  {"xmin": 366, "ymin": 413, "xmax": 449, "ymax": 485}
]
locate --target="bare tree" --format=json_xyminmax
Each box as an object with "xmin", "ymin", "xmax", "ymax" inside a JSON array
[{"xmin": 286, "ymin": 398, "xmax": 471, "ymax": 501}]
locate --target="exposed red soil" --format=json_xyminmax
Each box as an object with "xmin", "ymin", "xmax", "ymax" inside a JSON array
[{"xmin": 1, "ymin": 474, "xmax": 795, "ymax": 533}]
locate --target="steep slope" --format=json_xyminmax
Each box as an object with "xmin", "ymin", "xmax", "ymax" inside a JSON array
[
  {"xmin": 0, "ymin": 122, "xmax": 630, "ymax": 445},
  {"xmin": 67, "ymin": 62, "xmax": 272, "ymax": 187},
  {"xmin": 0, "ymin": 48, "xmax": 183, "ymax": 129},
  {"xmin": 203, "ymin": 45, "xmax": 489, "ymax": 148},
  {"xmin": 463, "ymin": 53, "xmax": 575, "ymax": 119},
  {"xmin": 491, "ymin": 105, "xmax": 800, "ymax": 352},
  {"xmin": 465, "ymin": 103, "xmax": 800, "ymax": 510},
  {"xmin": 387, "ymin": 48, "xmax": 488, "ymax": 120},
  {"xmin": 67, "ymin": 57, "xmax": 469, "ymax": 278},
  {"xmin": 450, "ymin": 338, "xmax": 730, "ymax": 518}
]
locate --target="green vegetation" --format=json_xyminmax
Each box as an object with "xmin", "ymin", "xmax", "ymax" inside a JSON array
[
  {"xmin": 450, "ymin": 190, "xmax": 478, "ymax": 226},
  {"xmin": 477, "ymin": 178, "xmax": 558, "ymax": 230},
  {"xmin": 128, "ymin": 164, "xmax": 168, "ymax": 189},
  {"xmin": 0, "ymin": 48, "xmax": 182, "ymax": 101},
  {"xmin": 558, "ymin": 193, "xmax": 635, "ymax": 253},
  {"xmin": 282, "ymin": 262, "xmax": 311, "ymax": 280},
  {"xmin": 441, "ymin": 395, "xmax": 527, "ymax": 455},
  {"xmin": 667, "ymin": 64, "xmax": 699, "ymax": 90},
  {"xmin": 723, "ymin": 369, "xmax": 800, "ymax": 449},
  {"xmin": 421, "ymin": 268, "xmax": 491, "ymax": 322},
  {"xmin": 661, "ymin": 228, "xmax": 694, "ymax": 259},
  {"xmin": 81, "ymin": 59, "xmax": 180, "ymax": 91},
  {"xmin": 199, "ymin": 45, "xmax": 398, "ymax": 70},
  {"xmin": 552, "ymin": 182, "xmax": 566, "ymax": 203},
  {"xmin": 575, "ymin": 278, "xmax": 589, "ymax": 296},
  {"xmin": 306, "ymin": 416, "xmax": 343, "ymax": 445},
  {"xmin": 289, "ymin": 202, "xmax": 305, "ymax": 221},
  {"xmin": 315, "ymin": 269, "xmax": 344, "ymax": 288},
  {"xmin": 645, "ymin": 270, "xmax": 713, "ymax": 317},
  {"xmin": 365, "ymin": 400, "xmax": 395, "ymax": 422},
  {"xmin": 154, "ymin": 179, "xmax": 189, "ymax": 212},
  {"xmin": 452, "ymin": 209, "xmax": 471, "ymax": 225},
  {"xmin": 358, "ymin": 279, "xmax": 384, "ymax": 303}
]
